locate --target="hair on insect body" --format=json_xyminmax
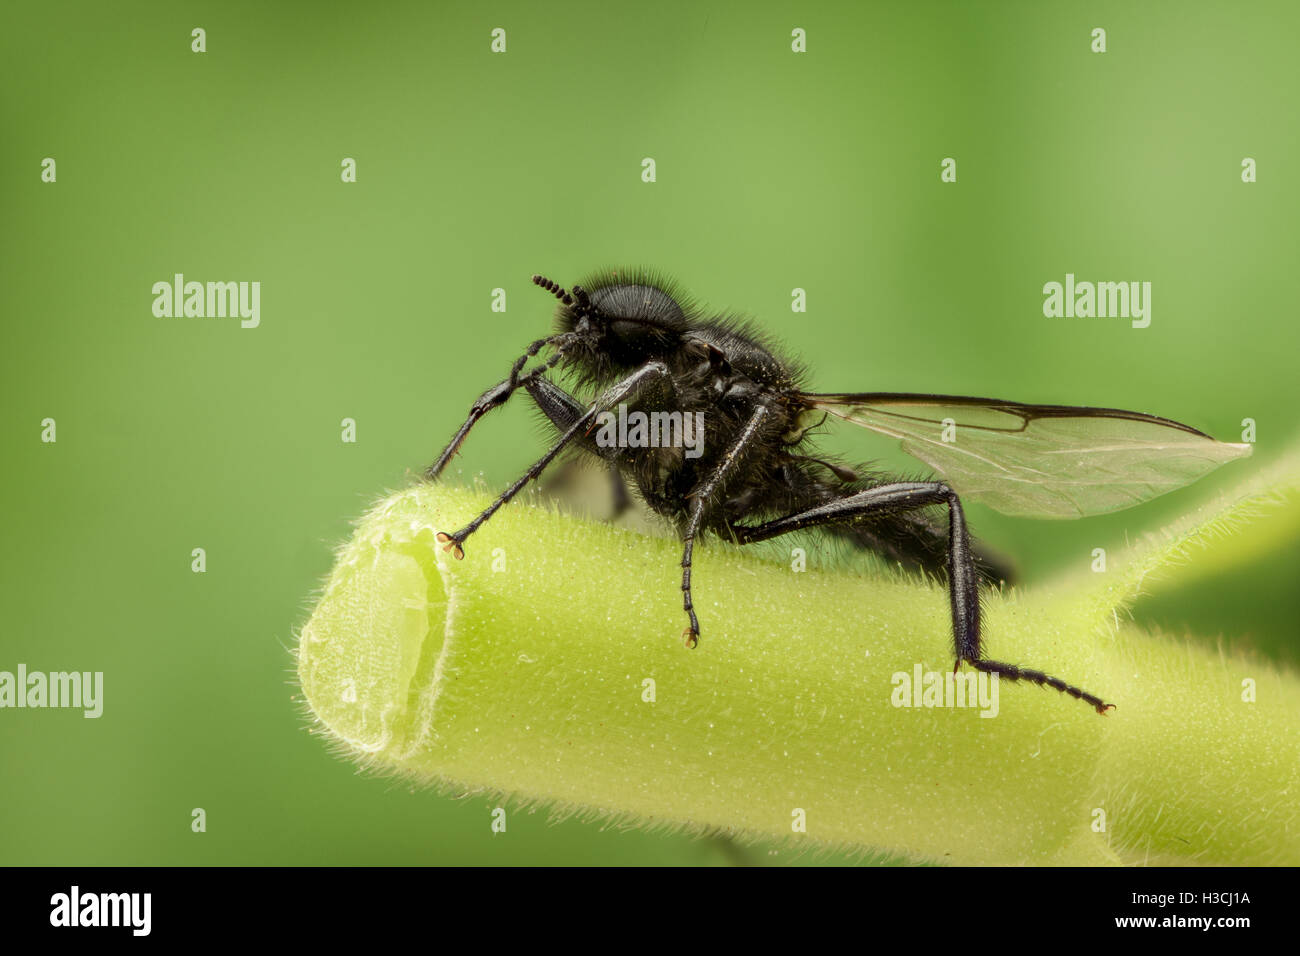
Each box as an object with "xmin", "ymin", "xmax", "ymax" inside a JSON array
[{"xmin": 426, "ymin": 268, "xmax": 1252, "ymax": 715}]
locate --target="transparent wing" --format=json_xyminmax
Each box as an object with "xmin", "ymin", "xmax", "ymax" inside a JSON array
[{"xmin": 805, "ymin": 392, "xmax": 1252, "ymax": 519}]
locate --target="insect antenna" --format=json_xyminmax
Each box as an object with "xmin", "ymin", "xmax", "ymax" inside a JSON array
[
  {"xmin": 569, "ymin": 283, "xmax": 591, "ymax": 312},
  {"xmin": 531, "ymin": 274, "xmax": 574, "ymax": 306},
  {"xmin": 533, "ymin": 273, "xmax": 596, "ymax": 333}
]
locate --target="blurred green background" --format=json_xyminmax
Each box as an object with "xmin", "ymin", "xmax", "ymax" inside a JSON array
[{"xmin": 2, "ymin": 0, "xmax": 1296, "ymax": 865}]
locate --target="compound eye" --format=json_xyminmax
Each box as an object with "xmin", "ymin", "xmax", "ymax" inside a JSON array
[{"xmin": 589, "ymin": 283, "xmax": 685, "ymax": 326}]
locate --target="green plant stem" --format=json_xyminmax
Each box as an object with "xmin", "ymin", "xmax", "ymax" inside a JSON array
[{"xmin": 298, "ymin": 479, "xmax": 1300, "ymax": 865}]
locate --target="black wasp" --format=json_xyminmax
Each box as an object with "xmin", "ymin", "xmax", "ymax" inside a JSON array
[{"xmin": 427, "ymin": 269, "xmax": 1251, "ymax": 714}]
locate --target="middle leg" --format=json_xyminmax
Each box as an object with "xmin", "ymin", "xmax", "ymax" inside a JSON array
[{"xmin": 678, "ymin": 405, "xmax": 771, "ymax": 647}]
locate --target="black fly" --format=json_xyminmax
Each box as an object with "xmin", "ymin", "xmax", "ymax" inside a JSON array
[{"xmin": 427, "ymin": 269, "xmax": 1251, "ymax": 714}]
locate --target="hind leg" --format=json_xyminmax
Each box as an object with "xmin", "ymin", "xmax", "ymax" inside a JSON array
[{"xmin": 732, "ymin": 482, "xmax": 1112, "ymax": 714}]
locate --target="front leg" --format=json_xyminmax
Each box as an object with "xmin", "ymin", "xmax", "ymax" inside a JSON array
[
  {"xmin": 436, "ymin": 361, "xmax": 672, "ymax": 558},
  {"xmin": 732, "ymin": 482, "xmax": 1113, "ymax": 714},
  {"xmin": 526, "ymin": 376, "xmax": 635, "ymax": 517},
  {"xmin": 524, "ymin": 375, "xmax": 629, "ymax": 465},
  {"xmin": 424, "ymin": 333, "xmax": 574, "ymax": 481},
  {"xmin": 424, "ymin": 378, "xmax": 514, "ymax": 480}
]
